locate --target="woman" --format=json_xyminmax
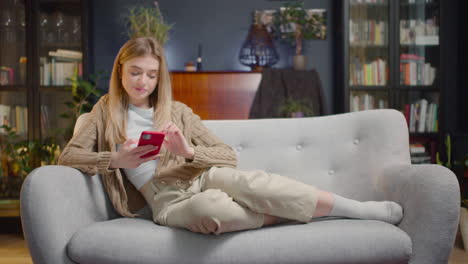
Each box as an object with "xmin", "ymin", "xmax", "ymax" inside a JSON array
[{"xmin": 58, "ymin": 37, "xmax": 403, "ymax": 235}]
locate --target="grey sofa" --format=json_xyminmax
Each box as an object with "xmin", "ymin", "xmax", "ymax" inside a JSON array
[{"xmin": 20, "ymin": 109, "xmax": 460, "ymax": 264}]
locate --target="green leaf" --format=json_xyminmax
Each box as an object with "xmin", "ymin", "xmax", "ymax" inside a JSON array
[
  {"xmin": 64, "ymin": 101, "xmax": 74, "ymax": 108},
  {"xmin": 91, "ymin": 89, "xmax": 102, "ymax": 96},
  {"xmin": 60, "ymin": 113, "xmax": 71, "ymax": 119},
  {"xmin": 124, "ymin": 2, "xmax": 173, "ymax": 45}
]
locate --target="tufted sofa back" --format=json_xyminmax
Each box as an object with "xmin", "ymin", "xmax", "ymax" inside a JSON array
[
  {"xmin": 203, "ymin": 109, "xmax": 411, "ymax": 201},
  {"xmin": 74, "ymin": 109, "xmax": 411, "ymax": 201}
]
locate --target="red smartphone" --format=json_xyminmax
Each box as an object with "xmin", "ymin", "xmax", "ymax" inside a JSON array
[{"xmin": 137, "ymin": 131, "xmax": 165, "ymax": 158}]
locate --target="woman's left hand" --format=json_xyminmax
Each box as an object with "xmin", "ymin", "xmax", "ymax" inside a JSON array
[{"xmin": 161, "ymin": 122, "xmax": 195, "ymax": 160}]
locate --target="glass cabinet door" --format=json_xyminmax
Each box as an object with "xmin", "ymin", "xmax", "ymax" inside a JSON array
[
  {"xmin": 348, "ymin": 0, "xmax": 390, "ymax": 111},
  {"xmin": 398, "ymin": 0, "xmax": 440, "ymax": 134},
  {"xmin": 0, "ymin": 0, "xmax": 27, "ymax": 87},
  {"xmin": 399, "ymin": 0, "xmax": 439, "ymax": 87},
  {"xmin": 0, "ymin": 0, "xmax": 27, "ymax": 202},
  {"xmin": 0, "ymin": 0, "xmax": 85, "ymax": 207},
  {"xmin": 344, "ymin": 0, "xmax": 443, "ymax": 165},
  {"xmin": 38, "ymin": 0, "xmax": 82, "ymax": 145},
  {"xmin": 399, "ymin": 0, "xmax": 440, "ymax": 164}
]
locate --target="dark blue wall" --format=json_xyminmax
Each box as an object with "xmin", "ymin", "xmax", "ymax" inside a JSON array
[{"xmin": 90, "ymin": 0, "xmax": 334, "ymax": 114}]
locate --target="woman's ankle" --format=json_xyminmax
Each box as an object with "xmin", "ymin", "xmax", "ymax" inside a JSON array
[
  {"xmin": 312, "ymin": 190, "xmax": 335, "ymax": 218},
  {"xmin": 263, "ymin": 214, "xmax": 278, "ymax": 226}
]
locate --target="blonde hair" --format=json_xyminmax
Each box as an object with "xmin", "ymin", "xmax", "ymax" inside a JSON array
[
  {"xmin": 104, "ymin": 37, "xmax": 172, "ymax": 217},
  {"xmin": 107, "ymin": 37, "xmax": 172, "ymax": 144}
]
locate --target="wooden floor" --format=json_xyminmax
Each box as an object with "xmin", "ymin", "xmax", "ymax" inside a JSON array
[
  {"xmin": 0, "ymin": 233, "xmax": 467, "ymax": 264},
  {"xmin": 0, "ymin": 235, "xmax": 32, "ymax": 264}
]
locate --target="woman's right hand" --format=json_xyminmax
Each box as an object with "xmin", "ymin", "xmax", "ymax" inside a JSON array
[{"xmin": 109, "ymin": 139, "xmax": 160, "ymax": 169}]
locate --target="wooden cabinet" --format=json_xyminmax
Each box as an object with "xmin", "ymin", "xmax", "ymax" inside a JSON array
[
  {"xmin": 171, "ymin": 71, "xmax": 262, "ymax": 120},
  {"xmin": 0, "ymin": 0, "xmax": 88, "ymax": 214}
]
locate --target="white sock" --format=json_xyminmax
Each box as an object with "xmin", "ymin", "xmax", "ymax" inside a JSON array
[{"xmin": 329, "ymin": 194, "xmax": 403, "ymax": 225}]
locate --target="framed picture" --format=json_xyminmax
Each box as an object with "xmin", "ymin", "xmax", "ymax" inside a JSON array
[{"xmin": 254, "ymin": 8, "xmax": 327, "ymax": 40}]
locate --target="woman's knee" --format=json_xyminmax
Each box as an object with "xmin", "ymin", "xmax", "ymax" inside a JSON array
[{"xmin": 189, "ymin": 189, "xmax": 230, "ymax": 213}]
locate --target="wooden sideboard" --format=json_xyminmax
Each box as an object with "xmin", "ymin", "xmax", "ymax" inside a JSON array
[{"xmin": 171, "ymin": 71, "xmax": 262, "ymax": 120}]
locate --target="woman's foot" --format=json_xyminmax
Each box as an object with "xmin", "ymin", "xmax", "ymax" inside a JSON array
[
  {"xmin": 358, "ymin": 201, "xmax": 404, "ymax": 224},
  {"xmin": 327, "ymin": 194, "xmax": 404, "ymax": 225}
]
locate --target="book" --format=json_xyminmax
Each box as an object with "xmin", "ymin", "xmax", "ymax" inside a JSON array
[
  {"xmin": 411, "ymin": 155, "xmax": 432, "ymax": 164},
  {"xmin": 400, "ymin": 53, "xmax": 437, "ymax": 85},
  {"xmin": 378, "ymin": 99, "xmax": 385, "ymax": 109},
  {"xmin": 0, "ymin": 67, "xmax": 14, "ymax": 85},
  {"xmin": 0, "ymin": 104, "xmax": 10, "ymax": 133},
  {"xmin": 418, "ymin": 99, "xmax": 428, "ymax": 132},
  {"xmin": 409, "ymin": 103, "xmax": 416, "ymax": 132},
  {"xmin": 415, "ymin": 35, "xmax": 439, "ymax": 45},
  {"xmin": 40, "ymin": 105, "xmax": 50, "ymax": 138},
  {"xmin": 410, "ymin": 142, "xmax": 431, "ymax": 164},
  {"xmin": 432, "ymin": 104, "xmax": 438, "ymax": 132},
  {"xmin": 352, "ymin": 95, "xmax": 359, "ymax": 112},
  {"xmin": 410, "ymin": 143, "xmax": 426, "ymax": 154},
  {"xmin": 56, "ymin": 49, "xmax": 82, "ymax": 57},
  {"xmin": 48, "ymin": 52, "xmax": 81, "ymax": 62},
  {"xmin": 49, "ymin": 49, "xmax": 82, "ymax": 60},
  {"xmin": 15, "ymin": 106, "xmax": 23, "ymax": 134}
]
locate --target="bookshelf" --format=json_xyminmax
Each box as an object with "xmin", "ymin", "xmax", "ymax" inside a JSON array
[
  {"xmin": 338, "ymin": 0, "xmax": 446, "ymax": 165},
  {"xmin": 0, "ymin": 0, "xmax": 88, "ymax": 215}
]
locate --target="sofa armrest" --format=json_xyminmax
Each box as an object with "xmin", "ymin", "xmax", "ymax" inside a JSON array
[
  {"xmin": 20, "ymin": 165, "xmax": 116, "ymax": 264},
  {"xmin": 378, "ymin": 164, "xmax": 460, "ymax": 264}
]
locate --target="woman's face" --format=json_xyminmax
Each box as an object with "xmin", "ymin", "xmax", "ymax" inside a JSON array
[{"xmin": 121, "ymin": 55, "xmax": 160, "ymax": 108}]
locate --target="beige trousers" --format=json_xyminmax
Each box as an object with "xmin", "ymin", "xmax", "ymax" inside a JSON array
[{"xmin": 143, "ymin": 167, "xmax": 319, "ymax": 235}]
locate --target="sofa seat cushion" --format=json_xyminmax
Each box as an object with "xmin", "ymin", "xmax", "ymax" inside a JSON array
[{"xmin": 68, "ymin": 217, "xmax": 412, "ymax": 264}]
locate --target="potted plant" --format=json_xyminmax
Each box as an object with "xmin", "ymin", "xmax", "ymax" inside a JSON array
[
  {"xmin": 0, "ymin": 130, "xmax": 25, "ymax": 197},
  {"xmin": 273, "ymin": 1, "xmax": 326, "ymax": 70},
  {"xmin": 436, "ymin": 134, "xmax": 468, "ymax": 250},
  {"xmin": 60, "ymin": 71, "xmax": 105, "ymax": 142},
  {"xmin": 278, "ymin": 97, "xmax": 314, "ymax": 118},
  {"xmin": 461, "ymin": 199, "xmax": 468, "ymax": 250},
  {"xmin": 124, "ymin": 1, "xmax": 173, "ymax": 45},
  {"xmin": 0, "ymin": 125, "xmax": 60, "ymax": 198}
]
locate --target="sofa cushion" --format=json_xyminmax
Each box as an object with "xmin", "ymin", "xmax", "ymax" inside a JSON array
[{"xmin": 68, "ymin": 217, "xmax": 412, "ymax": 264}]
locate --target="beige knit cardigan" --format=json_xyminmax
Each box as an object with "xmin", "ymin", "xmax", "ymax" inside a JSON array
[{"xmin": 58, "ymin": 95, "xmax": 237, "ymax": 217}]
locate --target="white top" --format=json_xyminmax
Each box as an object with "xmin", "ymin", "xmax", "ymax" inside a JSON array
[{"xmin": 119, "ymin": 104, "xmax": 158, "ymax": 189}]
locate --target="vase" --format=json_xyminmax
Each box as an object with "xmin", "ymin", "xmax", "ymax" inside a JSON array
[
  {"xmin": 291, "ymin": 112, "xmax": 304, "ymax": 118},
  {"xmin": 293, "ymin": 55, "xmax": 306, "ymax": 70},
  {"xmin": 461, "ymin": 207, "xmax": 468, "ymax": 250}
]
